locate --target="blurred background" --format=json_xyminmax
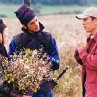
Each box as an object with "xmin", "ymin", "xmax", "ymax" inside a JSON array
[
  {"xmin": 1, "ymin": 0, "xmax": 97, "ymax": 97},
  {"xmin": 0, "ymin": 0, "xmax": 97, "ymax": 17}
]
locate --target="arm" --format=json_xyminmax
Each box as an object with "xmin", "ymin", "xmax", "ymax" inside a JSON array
[
  {"xmin": 79, "ymin": 50, "xmax": 97, "ymax": 70},
  {"xmin": 74, "ymin": 49, "xmax": 83, "ymax": 65},
  {"xmin": 75, "ymin": 39, "xmax": 97, "ymax": 70},
  {"xmin": 8, "ymin": 40, "xmax": 16, "ymax": 56},
  {"xmin": 47, "ymin": 37, "xmax": 60, "ymax": 70},
  {"xmin": 8, "ymin": 40, "xmax": 33, "ymax": 97}
]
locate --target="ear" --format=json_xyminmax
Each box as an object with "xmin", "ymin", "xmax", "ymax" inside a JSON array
[
  {"xmin": 22, "ymin": 25, "xmax": 27, "ymax": 29},
  {"xmin": 94, "ymin": 18, "xmax": 97, "ymax": 24}
]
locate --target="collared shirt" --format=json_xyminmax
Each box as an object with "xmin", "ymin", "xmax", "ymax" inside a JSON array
[
  {"xmin": 79, "ymin": 32, "xmax": 97, "ymax": 97},
  {"xmin": 79, "ymin": 32, "xmax": 97, "ymax": 70}
]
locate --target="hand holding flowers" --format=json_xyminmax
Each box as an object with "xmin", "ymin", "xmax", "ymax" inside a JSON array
[{"xmin": 0, "ymin": 49, "xmax": 52, "ymax": 95}]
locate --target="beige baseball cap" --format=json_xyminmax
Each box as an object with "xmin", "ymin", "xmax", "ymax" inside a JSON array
[{"xmin": 76, "ymin": 7, "xmax": 97, "ymax": 19}]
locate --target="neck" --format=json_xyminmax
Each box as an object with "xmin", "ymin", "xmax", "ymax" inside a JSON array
[{"xmin": 91, "ymin": 27, "xmax": 97, "ymax": 35}]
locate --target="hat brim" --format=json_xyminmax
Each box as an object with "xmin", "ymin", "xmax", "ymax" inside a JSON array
[{"xmin": 76, "ymin": 14, "xmax": 88, "ymax": 20}]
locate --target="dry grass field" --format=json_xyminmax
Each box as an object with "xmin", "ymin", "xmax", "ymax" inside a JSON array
[{"xmin": 4, "ymin": 14, "xmax": 88, "ymax": 97}]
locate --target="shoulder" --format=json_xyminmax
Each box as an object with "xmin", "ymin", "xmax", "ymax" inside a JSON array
[
  {"xmin": 10, "ymin": 32, "xmax": 25, "ymax": 48},
  {"xmin": 12, "ymin": 32, "xmax": 29, "ymax": 43},
  {"xmin": 13, "ymin": 32, "xmax": 24, "ymax": 40},
  {"xmin": 38, "ymin": 31, "xmax": 52, "ymax": 41},
  {"xmin": 40, "ymin": 31, "xmax": 52, "ymax": 37}
]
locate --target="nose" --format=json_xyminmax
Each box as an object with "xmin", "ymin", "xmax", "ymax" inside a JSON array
[
  {"xmin": 34, "ymin": 21, "xmax": 39, "ymax": 26},
  {"xmin": 83, "ymin": 20, "xmax": 85, "ymax": 25}
]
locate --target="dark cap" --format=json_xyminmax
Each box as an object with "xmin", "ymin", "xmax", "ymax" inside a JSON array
[
  {"xmin": 0, "ymin": 19, "xmax": 6, "ymax": 33},
  {"xmin": 15, "ymin": 5, "xmax": 36, "ymax": 25}
]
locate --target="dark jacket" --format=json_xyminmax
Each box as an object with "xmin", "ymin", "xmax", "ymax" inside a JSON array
[
  {"xmin": 0, "ymin": 44, "xmax": 11, "ymax": 97},
  {"xmin": 8, "ymin": 23, "xmax": 60, "ymax": 70},
  {"xmin": 8, "ymin": 23, "xmax": 60, "ymax": 96}
]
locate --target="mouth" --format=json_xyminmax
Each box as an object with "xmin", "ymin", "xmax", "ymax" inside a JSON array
[
  {"xmin": 35, "ymin": 26, "xmax": 40, "ymax": 31},
  {"xmin": 35, "ymin": 26, "xmax": 38, "ymax": 29},
  {"xmin": 84, "ymin": 26, "xmax": 86, "ymax": 29}
]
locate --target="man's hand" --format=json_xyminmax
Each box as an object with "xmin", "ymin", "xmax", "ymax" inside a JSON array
[
  {"xmin": 23, "ymin": 95, "xmax": 32, "ymax": 97},
  {"xmin": 10, "ymin": 92, "xmax": 22, "ymax": 97},
  {"xmin": 10, "ymin": 92, "xmax": 32, "ymax": 97},
  {"xmin": 75, "ymin": 40, "xmax": 86, "ymax": 52}
]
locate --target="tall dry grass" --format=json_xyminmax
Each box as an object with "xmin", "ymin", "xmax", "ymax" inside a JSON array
[{"xmin": 4, "ymin": 14, "xmax": 88, "ymax": 97}]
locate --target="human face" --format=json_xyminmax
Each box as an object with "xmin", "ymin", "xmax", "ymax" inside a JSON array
[
  {"xmin": 82, "ymin": 17, "xmax": 97, "ymax": 34},
  {"xmin": 0, "ymin": 28, "xmax": 8, "ymax": 44},
  {"xmin": 3, "ymin": 28, "xmax": 8, "ymax": 44},
  {"xmin": 27, "ymin": 16, "xmax": 40, "ymax": 32}
]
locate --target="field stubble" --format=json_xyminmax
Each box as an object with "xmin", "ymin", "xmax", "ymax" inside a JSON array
[{"xmin": 4, "ymin": 14, "xmax": 88, "ymax": 97}]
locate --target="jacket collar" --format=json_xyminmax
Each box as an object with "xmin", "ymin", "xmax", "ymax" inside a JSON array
[
  {"xmin": 23, "ymin": 22, "xmax": 44, "ymax": 35},
  {"xmin": 92, "ymin": 32, "xmax": 97, "ymax": 41},
  {"xmin": 38, "ymin": 22, "xmax": 44, "ymax": 32}
]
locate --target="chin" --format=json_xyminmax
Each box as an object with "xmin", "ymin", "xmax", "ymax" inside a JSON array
[
  {"xmin": 86, "ymin": 31, "xmax": 90, "ymax": 33},
  {"xmin": 35, "ymin": 29, "xmax": 39, "ymax": 32},
  {"xmin": 31, "ymin": 28, "xmax": 40, "ymax": 32},
  {"xmin": 35, "ymin": 28, "xmax": 40, "ymax": 32}
]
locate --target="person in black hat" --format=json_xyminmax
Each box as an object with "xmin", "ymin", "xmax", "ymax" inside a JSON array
[
  {"xmin": 0, "ymin": 19, "xmax": 8, "ymax": 57},
  {"xmin": 0, "ymin": 19, "xmax": 10, "ymax": 97},
  {"xmin": 8, "ymin": 5, "xmax": 60, "ymax": 97}
]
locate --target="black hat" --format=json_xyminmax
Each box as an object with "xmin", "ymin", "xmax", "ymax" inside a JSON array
[{"xmin": 15, "ymin": 5, "xmax": 36, "ymax": 25}]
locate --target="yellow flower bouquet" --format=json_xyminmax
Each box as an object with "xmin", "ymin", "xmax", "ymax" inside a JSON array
[{"xmin": 0, "ymin": 49, "xmax": 51, "ymax": 95}]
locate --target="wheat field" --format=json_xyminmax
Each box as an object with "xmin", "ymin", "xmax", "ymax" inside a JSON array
[{"xmin": 4, "ymin": 14, "xmax": 88, "ymax": 97}]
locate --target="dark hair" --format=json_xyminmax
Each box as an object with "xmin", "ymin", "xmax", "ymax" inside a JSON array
[
  {"xmin": 0, "ymin": 19, "xmax": 6, "ymax": 44},
  {"xmin": 0, "ymin": 19, "xmax": 6, "ymax": 33},
  {"xmin": 21, "ymin": 26, "xmax": 28, "ymax": 32}
]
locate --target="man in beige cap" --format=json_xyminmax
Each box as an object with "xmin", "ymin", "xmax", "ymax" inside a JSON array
[{"xmin": 74, "ymin": 7, "xmax": 97, "ymax": 97}]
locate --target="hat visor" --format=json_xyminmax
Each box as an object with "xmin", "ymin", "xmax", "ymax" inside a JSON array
[{"xmin": 76, "ymin": 14, "xmax": 88, "ymax": 20}]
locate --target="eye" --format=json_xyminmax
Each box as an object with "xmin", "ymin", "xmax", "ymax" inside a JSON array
[
  {"xmin": 30, "ymin": 19, "xmax": 38, "ymax": 25},
  {"xmin": 30, "ymin": 22, "xmax": 35, "ymax": 25},
  {"xmin": 35, "ymin": 19, "xmax": 38, "ymax": 22},
  {"xmin": 83, "ymin": 18, "xmax": 87, "ymax": 21}
]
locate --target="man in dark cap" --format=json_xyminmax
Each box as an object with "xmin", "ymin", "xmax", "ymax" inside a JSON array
[{"xmin": 8, "ymin": 5, "xmax": 60, "ymax": 97}]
